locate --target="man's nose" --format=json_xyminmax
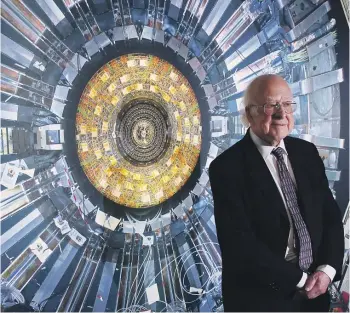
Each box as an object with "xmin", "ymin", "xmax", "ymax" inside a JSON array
[{"xmin": 272, "ymin": 104, "xmax": 287, "ymax": 119}]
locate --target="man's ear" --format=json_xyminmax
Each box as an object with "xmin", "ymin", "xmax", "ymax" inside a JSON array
[{"xmin": 245, "ymin": 106, "xmax": 252, "ymax": 122}]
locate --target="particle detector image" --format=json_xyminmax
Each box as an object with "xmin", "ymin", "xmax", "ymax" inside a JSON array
[{"xmin": 0, "ymin": 0, "xmax": 349, "ymax": 312}]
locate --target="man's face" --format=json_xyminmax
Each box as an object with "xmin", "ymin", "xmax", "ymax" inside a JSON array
[{"xmin": 246, "ymin": 77, "xmax": 294, "ymax": 144}]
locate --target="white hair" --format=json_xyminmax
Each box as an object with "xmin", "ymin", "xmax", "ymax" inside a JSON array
[
  {"xmin": 240, "ymin": 77, "xmax": 259, "ymax": 128},
  {"xmin": 240, "ymin": 85, "xmax": 252, "ymax": 128}
]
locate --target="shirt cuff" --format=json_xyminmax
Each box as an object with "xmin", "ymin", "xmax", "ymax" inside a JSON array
[
  {"xmin": 316, "ymin": 264, "xmax": 336, "ymax": 282},
  {"xmin": 296, "ymin": 272, "xmax": 308, "ymax": 288}
]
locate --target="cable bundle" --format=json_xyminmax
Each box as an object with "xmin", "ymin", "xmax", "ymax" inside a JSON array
[
  {"xmin": 286, "ymin": 31, "xmax": 337, "ymax": 63},
  {"xmin": 0, "ymin": 281, "xmax": 25, "ymax": 309}
]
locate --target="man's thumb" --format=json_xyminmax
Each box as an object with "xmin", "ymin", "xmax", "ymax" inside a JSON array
[{"xmin": 305, "ymin": 276, "xmax": 316, "ymax": 291}]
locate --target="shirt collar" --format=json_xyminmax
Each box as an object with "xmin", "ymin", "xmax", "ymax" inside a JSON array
[{"xmin": 249, "ymin": 128, "xmax": 287, "ymax": 160}]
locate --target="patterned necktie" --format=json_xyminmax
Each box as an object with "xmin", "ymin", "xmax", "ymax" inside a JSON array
[{"xmin": 271, "ymin": 147, "xmax": 313, "ymax": 272}]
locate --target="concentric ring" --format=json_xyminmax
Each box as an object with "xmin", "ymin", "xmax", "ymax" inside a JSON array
[{"xmin": 115, "ymin": 98, "xmax": 171, "ymax": 166}]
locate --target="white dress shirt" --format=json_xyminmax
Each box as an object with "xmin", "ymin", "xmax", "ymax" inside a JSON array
[{"xmin": 249, "ymin": 129, "xmax": 336, "ymax": 287}]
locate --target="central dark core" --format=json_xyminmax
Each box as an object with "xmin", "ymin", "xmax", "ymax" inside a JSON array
[{"xmin": 115, "ymin": 98, "xmax": 172, "ymax": 166}]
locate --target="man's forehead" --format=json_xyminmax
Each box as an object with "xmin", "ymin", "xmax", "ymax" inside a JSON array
[
  {"xmin": 261, "ymin": 84, "xmax": 293, "ymax": 99},
  {"xmin": 265, "ymin": 95, "xmax": 293, "ymax": 101},
  {"xmin": 248, "ymin": 76, "xmax": 292, "ymax": 102}
]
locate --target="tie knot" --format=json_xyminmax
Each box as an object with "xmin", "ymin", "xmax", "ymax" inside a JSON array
[{"xmin": 271, "ymin": 147, "xmax": 285, "ymax": 160}]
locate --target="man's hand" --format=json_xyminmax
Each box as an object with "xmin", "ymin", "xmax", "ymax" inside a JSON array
[{"xmin": 303, "ymin": 271, "xmax": 331, "ymax": 299}]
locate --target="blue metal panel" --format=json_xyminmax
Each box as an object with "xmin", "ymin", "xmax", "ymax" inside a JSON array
[
  {"xmin": 93, "ymin": 261, "xmax": 117, "ymax": 312},
  {"xmin": 30, "ymin": 244, "xmax": 79, "ymax": 311}
]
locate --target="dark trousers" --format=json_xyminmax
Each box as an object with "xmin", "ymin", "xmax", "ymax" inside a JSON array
[
  {"xmin": 291, "ymin": 290, "xmax": 331, "ymax": 312},
  {"xmin": 223, "ymin": 288, "xmax": 331, "ymax": 312}
]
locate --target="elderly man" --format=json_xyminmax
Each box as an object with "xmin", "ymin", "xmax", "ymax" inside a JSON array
[{"xmin": 209, "ymin": 74, "xmax": 344, "ymax": 312}]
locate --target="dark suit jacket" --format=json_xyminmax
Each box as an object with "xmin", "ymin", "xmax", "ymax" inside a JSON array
[{"xmin": 208, "ymin": 130, "xmax": 344, "ymax": 312}]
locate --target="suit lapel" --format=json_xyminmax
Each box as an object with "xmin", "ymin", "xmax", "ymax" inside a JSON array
[{"xmin": 241, "ymin": 131, "xmax": 289, "ymax": 223}]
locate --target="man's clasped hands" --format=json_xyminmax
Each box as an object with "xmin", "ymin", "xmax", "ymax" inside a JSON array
[{"xmin": 299, "ymin": 271, "xmax": 331, "ymax": 299}]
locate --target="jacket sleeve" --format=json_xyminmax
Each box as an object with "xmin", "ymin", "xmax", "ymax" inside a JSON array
[
  {"xmin": 209, "ymin": 159, "xmax": 303, "ymax": 294},
  {"xmin": 311, "ymin": 144, "xmax": 344, "ymax": 282}
]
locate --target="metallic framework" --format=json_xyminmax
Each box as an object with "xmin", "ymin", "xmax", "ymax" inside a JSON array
[{"xmin": 0, "ymin": 0, "xmax": 348, "ymax": 312}]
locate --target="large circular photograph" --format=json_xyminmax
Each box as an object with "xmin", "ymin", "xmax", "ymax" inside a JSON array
[{"xmin": 76, "ymin": 54, "xmax": 202, "ymax": 208}]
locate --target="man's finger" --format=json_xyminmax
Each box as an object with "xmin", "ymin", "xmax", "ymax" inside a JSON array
[
  {"xmin": 304, "ymin": 275, "xmax": 317, "ymax": 291},
  {"xmin": 306, "ymin": 279, "xmax": 325, "ymax": 299},
  {"xmin": 306, "ymin": 287, "xmax": 321, "ymax": 299}
]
